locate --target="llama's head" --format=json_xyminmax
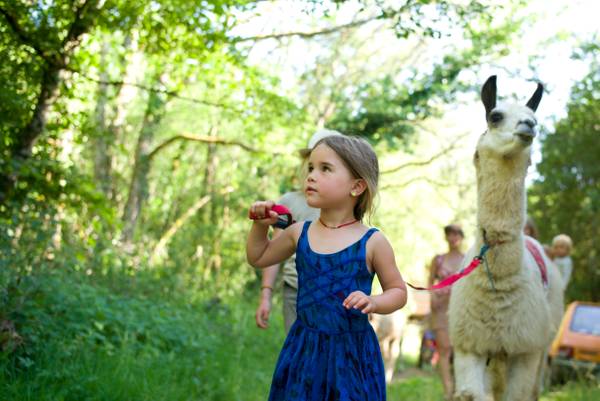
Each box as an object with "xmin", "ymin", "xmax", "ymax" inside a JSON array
[{"xmin": 475, "ymin": 75, "xmax": 543, "ymax": 162}]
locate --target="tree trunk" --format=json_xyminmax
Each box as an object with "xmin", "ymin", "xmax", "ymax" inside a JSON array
[
  {"xmin": 121, "ymin": 89, "xmax": 168, "ymax": 243},
  {"xmin": 0, "ymin": 0, "xmax": 103, "ymax": 202},
  {"xmin": 92, "ymin": 41, "xmax": 112, "ymax": 197},
  {"xmin": 0, "ymin": 65, "xmax": 61, "ymax": 201}
]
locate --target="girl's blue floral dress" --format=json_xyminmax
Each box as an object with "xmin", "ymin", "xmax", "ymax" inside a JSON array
[{"xmin": 268, "ymin": 221, "xmax": 386, "ymax": 401}]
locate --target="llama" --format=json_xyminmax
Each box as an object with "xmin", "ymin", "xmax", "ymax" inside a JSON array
[
  {"xmin": 448, "ymin": 76, "xmax": 564, "ymax": 401},
  {"xmin": 370, "ymin": 310, "xmax": 406, "ymax": 383}
]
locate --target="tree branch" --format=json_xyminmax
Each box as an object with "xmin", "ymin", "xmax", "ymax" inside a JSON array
[
  {"xmin": 234, "ymin": 14, "xmax": 382, "ymax": 43},
  {"xmin": 148, "ymin": 131, "xmax": 282, "ymax": 160},
  {"xmin": 381, "ymin": 132, "xmax": 469, "ymax": 175},
  {"xmin": 0, "ymin": 6, "xmax": 54, "ymax": 64},
  {"xmin": 68, "ymin": 69, "xmax": 241, "ymax": 111},
  {"xmin": 381, "ymin": 175, "xmax": 472, "ymax": 191},
  {"xmin": 151, "ymin": 195, "xmax": 211, "ymax": 264}
]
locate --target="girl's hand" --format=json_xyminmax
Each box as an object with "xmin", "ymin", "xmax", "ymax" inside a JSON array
[
  {"xmin": 343, "ymin": 291, "xmax": 377, "ymax": 314},
  {"xmin": 249, "ymin": 200, "xmax": 279, "ymax": 227}
]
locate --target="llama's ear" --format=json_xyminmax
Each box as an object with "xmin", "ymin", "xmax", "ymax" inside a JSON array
[
  {"xmin": 526, "ymin": 82, "xmax": 544, "ymax": 112},
  {"xmin": 481, "ymin": 75, "xmax": 497, "ymax": 119}
]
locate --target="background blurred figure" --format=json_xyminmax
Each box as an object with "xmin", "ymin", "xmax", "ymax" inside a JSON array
[
  {"xmin": 524, "ymin": 215, "xmax": 555, "ymax": 258},
  {"xmin": 552, "ymin": 234, "xmax": 574, "ymax": 290},
  {"xmin": 428, "ymin": 224, "xmax": 464, "ymax": 400},
  {"xmin": 524, "ymin": 215, "xmax": 539, "ymax": 239}
]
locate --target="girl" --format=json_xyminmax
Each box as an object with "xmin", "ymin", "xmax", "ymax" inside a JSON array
[{"xmin": 247, "ymin": 135, "xmax": 407, "ymax": 401}]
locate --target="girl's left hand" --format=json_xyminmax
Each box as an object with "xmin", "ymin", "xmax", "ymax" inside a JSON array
[{"xmin": 343, "ymin": 291, "xmax": 377, "ymax": 314}]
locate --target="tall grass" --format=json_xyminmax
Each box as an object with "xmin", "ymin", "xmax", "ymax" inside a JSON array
[
  {"xmin": 0, "ymin": 271, "xmax": 285, "ymax": 401},
  {"xmin": 1, "ymin": 271, "xmax": 597, "ymax": 400}
]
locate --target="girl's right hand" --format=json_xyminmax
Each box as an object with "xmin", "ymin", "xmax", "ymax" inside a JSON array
[{"xmin": 249, "ymin": 200, "xmax": 279, "ymax": 227}]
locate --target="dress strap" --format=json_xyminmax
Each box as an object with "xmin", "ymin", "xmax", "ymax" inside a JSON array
[
  {"xmin": 360, "ymin": 228, "xmax": 379, "ymax": 262},
  {"xmin": 297, "ymin": 221, "xmax": 311, "ymax": 253},
  {"xmin": 301, "ymin": 221, "xmax": 311, "ymax": 238}
]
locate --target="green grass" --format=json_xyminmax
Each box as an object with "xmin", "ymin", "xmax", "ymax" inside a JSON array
[
  {"xmin": 0, "ymin": 272, "xmax": 286, "ymax": 401},
  {"xmin": 1, "ymin": 271, "xmax": 598, "ymax": 400},
  {"xmin": 541, "ymin": 382, "xmax": 600, "ymax": 401},
  {"xmin": 388, "ymin": 375, "xmax": 444, "ymax": 400}
]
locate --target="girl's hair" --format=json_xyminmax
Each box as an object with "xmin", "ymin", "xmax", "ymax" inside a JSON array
[
  {"xmin": 312, "ymin": 135, "xmax": 379, "ymax": 221},
  {"xmin": 552, "ymin": 234, "xmax": 573, "ymax": 250}
]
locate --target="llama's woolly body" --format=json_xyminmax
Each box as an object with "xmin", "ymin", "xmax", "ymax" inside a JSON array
[
  {"xmin": 448, "ymin": 77, "xmax": 563, "ymax": 401},
  {"xmin": 450, "ymin": 157, "xmax": 563, "ymax": 357}
]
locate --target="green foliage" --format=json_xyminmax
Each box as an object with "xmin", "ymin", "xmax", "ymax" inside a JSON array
[
  {"xmin": 2, "ymin": 1, "xmax": 596, "ymax": 399},
  {"xmin": 528, "ymin": 44, "xmax": 600, "ymax": 302},
  {"xmin": 0, "ymin": 270, "xmax": 285, "ymax": 401},
  {"xmin": 327, "ymin": 6, "xmax": 519, "ymax": 147}
]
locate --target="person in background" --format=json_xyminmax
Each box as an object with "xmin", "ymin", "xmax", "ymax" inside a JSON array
[
  {"xmin": 551, "ymin": 234, "xmax": 574, "ymax": 290},
  {"xmin": 255, "ymin": 129, "xmax": 342, "ymax": 333},
  {"xmin": 524, "ymin": 215, "xmax": 539, "ymax": 239},
  {"xmin": 428, "ymin": 224, "xmax": 465, "ymax": 401},
  {"xmin": 523, "ymin": 215, "xmax": 554, "ymax": 258}
]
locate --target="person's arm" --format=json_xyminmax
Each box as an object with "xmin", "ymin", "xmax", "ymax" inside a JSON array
[
  {"xmin": 428, "ymin": 256, "xmax": 437, "ymax": 288},
  {"xmin": 343, "ymin": 232, "xmax": 407, "ymax": 314},
  {"xmin": 246, "ymin": 201, "xmax": 298, "ymax": 268},
  {"xmin": 255, "ymin": 228, "xmax": 283, "ymax": 329},
  {"xmin": 562, "ymin": 257, "xmax": 573, "ymax": 286}
]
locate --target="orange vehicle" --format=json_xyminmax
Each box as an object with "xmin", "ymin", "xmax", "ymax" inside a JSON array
[{"xmin": 546, "ymin": 301, "xmax": 600, "ymax": 385}]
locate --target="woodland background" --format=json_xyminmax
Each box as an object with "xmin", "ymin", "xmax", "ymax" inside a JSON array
[{"xmin": 1, "ymin": 0, "xmax": 598, "ymax": 399}]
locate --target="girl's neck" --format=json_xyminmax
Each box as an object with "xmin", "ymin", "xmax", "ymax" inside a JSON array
[{"xmin": 319, "ymin": 208, "xmax": 357, "ymax": 227}]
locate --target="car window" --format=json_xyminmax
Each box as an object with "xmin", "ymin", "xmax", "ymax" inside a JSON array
[{"xmin": 570, "ymin": 305, "xmax": 600, "ymax": 336}]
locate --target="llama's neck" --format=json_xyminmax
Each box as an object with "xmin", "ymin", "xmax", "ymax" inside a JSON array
[{"xmin": 475, "ymin": 155, "xmax": 528, "ymax": 246}]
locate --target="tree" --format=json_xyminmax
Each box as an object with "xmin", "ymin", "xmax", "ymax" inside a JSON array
[{"xmin": 528, "ymin": 42, "xmax": 600, "ymax": 302}]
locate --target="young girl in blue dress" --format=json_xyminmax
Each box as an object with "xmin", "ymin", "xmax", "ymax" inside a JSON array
[{"xmin": 247, "ymin": 135, "xmax": 407, "ymax": 401}]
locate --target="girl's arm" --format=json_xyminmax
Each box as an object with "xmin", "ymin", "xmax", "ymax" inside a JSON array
[
  {"xmin": 246, "ymin": 201, "xmax": 299, "ymax": 268},
  {"xmin": 369, "ymin": 233, "xmax": 407, "ymax": 314}
]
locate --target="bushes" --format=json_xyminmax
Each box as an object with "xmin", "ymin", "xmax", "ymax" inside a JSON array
[{"xmin": 0, "ymin": 269, "xmax": 284, "ymax": 401}]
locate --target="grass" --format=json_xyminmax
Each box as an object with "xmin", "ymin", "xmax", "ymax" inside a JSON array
[{"xmin": 1, "ymin": 272, "xmax": 598, "ymax": 400}]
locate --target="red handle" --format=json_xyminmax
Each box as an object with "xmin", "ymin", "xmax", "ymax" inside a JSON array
[
  {"xmin": 248, "ymin": 204, "xmax": 292, "ymax": 220},
  {"xmin": 248, "ymin": 204, "xmax": 294, "ymax": 229}
]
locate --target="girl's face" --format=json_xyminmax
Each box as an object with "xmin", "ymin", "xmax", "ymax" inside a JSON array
[
  {"xmin": 552, "ymin": 242, "xmax": 569, "ymax": 258},
  {"xmin": 304, "ymin": 144, "xmax": 360, "ymax": 209}
]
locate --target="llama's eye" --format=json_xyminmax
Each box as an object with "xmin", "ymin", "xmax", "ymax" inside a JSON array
[{"xmin": 489, "ymin": 112, "xmax": 503, "ymax": 124}]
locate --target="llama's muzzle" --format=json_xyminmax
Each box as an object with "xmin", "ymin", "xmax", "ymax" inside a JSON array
[{"xmin": 514, "ymin": 122, "xmax": 536, "ymax": 144}]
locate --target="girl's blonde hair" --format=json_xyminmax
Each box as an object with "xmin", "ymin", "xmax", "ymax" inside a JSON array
[
  {"xmin": 312, "ymin": 135, "xmax": 379, "ymax": 221},
  {"xmin": 552, "ymin": 234, "xmax": 573, "ymax": 251}
]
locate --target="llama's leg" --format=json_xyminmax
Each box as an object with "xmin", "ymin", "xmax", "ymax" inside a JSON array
[
  {"xmin": 504, "ymin": 351, "xmax": 543, "ymax": 401},
  {"xmin": 532, "ymin": 351, "xmax": 547, "ymax": 400},
  {"xmin": 453, "ymin": 351, "xmax": 487, "ymax": 401},
  {"xmin": 381, "ymin": 339, "xmax": 392, "ymax": 383},
  {"xmin": 488, "ymin": 356, "xmax": 507, "ymax": 401},
  {"xmin": 387, "ymin": 337, "xmax": 401, "ymax": 383}
]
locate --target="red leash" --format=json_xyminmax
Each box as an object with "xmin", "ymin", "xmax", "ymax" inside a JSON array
[
  {"xmin": 409, "ymin": 239, "xmax": 549, "ymax": 291},
  {"xmin": 408, "ymin": 245, "xmax": 490, "ymax": 291}
]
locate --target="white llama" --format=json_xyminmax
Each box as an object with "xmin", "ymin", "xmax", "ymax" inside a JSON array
[{"xmin": 448, "ymin": 76, "xmax": 564, "ymax": 401}]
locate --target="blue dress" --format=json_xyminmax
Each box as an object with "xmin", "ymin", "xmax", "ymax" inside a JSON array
[{"xmin": 268, "ymin": 221, "xmax": 386, "ymax": 401}]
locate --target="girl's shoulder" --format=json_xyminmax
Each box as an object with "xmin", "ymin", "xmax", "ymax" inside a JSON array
[
  {"xmin": 364, "ymin": 228, "xmax": 389, "ymax": 249},
  {"xmin": 284, "ymin": 220, "xmax": 309, "ymax": 244}
]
